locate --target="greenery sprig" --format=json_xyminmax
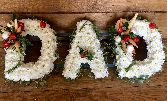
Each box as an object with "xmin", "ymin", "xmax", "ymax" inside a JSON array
[
  {"xmin": 125, "ymin": 61, "xmax": 136, "ymax": 72},
  {"xmin": 7, "ymin": 61, "xmax": 22, "ymax": 73}
]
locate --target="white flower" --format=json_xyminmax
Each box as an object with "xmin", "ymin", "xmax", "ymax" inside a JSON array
[
  {"xmin": 2, "ymin": 31, "xmax": 9, "ymax": 40},
  {"xmin": 115, "ymin": 36, "xmax": 121, "ymax": 43},
  {"xmin": 115, "ymin": 20, "xmax": 165, "ymax": 80},
  {"xmin": 7, "ymin": 22, "xmax": 13, "ymax": 28},
  {"xmin": 63, "ymin": 20, "xmax": 108, "ymax": 79},
  {"xmin": 127, "ymin": 45, "xmax": 134, "ymax": 53},
  {"xmin": 4, "ymin": 19, "xmax": 57, "ymax": 82}
]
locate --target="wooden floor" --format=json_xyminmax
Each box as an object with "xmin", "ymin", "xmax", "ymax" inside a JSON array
[{"xmin": 0, "ymin": 0, "xmax": 167, "ymax": 101}]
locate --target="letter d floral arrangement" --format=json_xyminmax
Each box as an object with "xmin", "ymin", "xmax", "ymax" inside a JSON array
[
  {"xmin": 109, "ymin": 13, "xmax": 165, "ymax": 82},
  {"xmin": 0, "ymin": 18, "xmax": 57, "ymax": 83}
]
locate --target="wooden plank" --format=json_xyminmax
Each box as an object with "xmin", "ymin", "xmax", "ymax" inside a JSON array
[
  {"xmin": 0, "ymin": 40, "xmax": 167, "ymax": 100},
  {"xmin": 0, "ymin": 12, "xmax": 167, "ymax": 41},
  {"xmin": 0, "ymin": 64, "xmax": 167, "ymax": 100},
  {"xmin": 0, "ymin": 0, "xmax": 167, "ymax": 13}
]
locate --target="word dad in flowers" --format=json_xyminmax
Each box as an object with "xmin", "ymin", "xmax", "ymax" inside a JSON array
[
  {"xmin": 0, "ymin": 13, "xmax": 165, "ymax": 83},
  {"xmin": 62, "ymin": 20, "xmax": 108, "ymax": 79},
  {"xmin": 1, "ymin": 19, "xmax": 57, "ymax": 82}
]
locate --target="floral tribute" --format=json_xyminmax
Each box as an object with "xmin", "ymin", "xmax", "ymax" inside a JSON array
[
  {"xmin": 0, "ymin": 19, "xmax": 57, "ymax": 82},
  {"xmin": 110, "ymin": 13, "xmax": 165, "ymax": 82},
  {"xmin": 63, "ymin": 20, "xmax": 108, "ymax": 79}
]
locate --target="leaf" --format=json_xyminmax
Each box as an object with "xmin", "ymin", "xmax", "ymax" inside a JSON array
[
  {"xmin": 125, "ymin": 16, "xmax": 130, "ymax": 21},
  {"xmin": 92, "ymin": 23, "xmax": 100, "ymax": 37},
  {"xmin": 136, "ymin": 16, "xmax": 143, "ymax": 20},
  {"xmin": 70, "ymin": 28, "xmax": 77, "ymax": 41},
  {"xmin": 55, "ymin": 51, "xmax": 59, "ymax": 59},
  {"xmin": 129, "ymin": 32, "xmax": 136, "ymax": 38},
  {"xmin": 79, "ymin": 21, "xmax": 88, "ymax": 32},
  {"xmin": 0, "ymin": 29, "xmax": 3, "ymax": 34},
  {"xmin": 123, "ymin": 22, "xmax": 129, "ymax": 30},
  {"xmin": 120, "ymin": 34, "xmax": 125, "ymax": 39},
  {"xmin": 79, "ymin": 47, "xmax": 84, "ymax": 53},
  {"xmin": 7, "ymin": 62, "xmax": 21, "ymax": 73},
  {"xmin": 7, "ymin": 26, "xmax": 15, "ymax": 33},
  {"xmin": 87, "ymin": 53, "xmax": 94, "ymax": 60},
  {"xmin": 130, "ymin": 75, "xmax": 149, "ymax": 83},
  {"xmin": 35, "ymin": 79, "xmax": 47, "ymax": 88},
  {"xmin": 109, "ymin": 26, "xmax": 117, "ymax": 35},
  {"xmin": 19, "ymin": 80, "xmax": 31, "ymax": 85},
  {"xmin": 125, "ymin": 61, "xmax": 136, "ymax": 72},
  {"xmin": 12, "ymin": 13, "xmax": 17, "ymax": 21}
]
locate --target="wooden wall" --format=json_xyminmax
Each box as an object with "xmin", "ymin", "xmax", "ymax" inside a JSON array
[{"xmin": 0, "ymin": 0, "xmax": 167, "ymax": 101}]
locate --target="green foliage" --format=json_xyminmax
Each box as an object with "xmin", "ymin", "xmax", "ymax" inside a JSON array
[
  {"xmin": 125, "ymin": 61, "xmax": 136, "ymax": 72},
  {"xmin": 136, "ymin": 16, "xmax": 143, "ymax": 20},
  {"xmin": 55, "ymin": 51, "xmax": 59, "ymax": 59},
  {"xmin": 79, "ymin": 20, "xmax": 88, "ymax": 32},
  {"xmin": 130, "ymin": 75, "xmax": 149, "ymax": 83},
  {"xmin": 18, "ymin": 36, "xmax": 33, "ymax": 54},
  {"xmin": 125, "ymin": 16, "xmax": 130, "ymax": 21},
  {"xmin": 123, "ymin": 22, "xmax": 129, "ymax": 30},
  {"xmin": 129, "ymin": 32, "xmax": 136, "ymax": 38},
  {"xmin": 7, "ymin": 61, "xmax": 22, "ymax": 73},
  {"xmin": 0, "ymin": 29, "xmax": 3, "ymax": 34},
  {"xmin": 35, "ymin": 79, "xmax": 47, "ymax": 88},
  {"xmin": 92, "ymin": 23, "xmax": 100, "ymax": 37},
  {"xmin": 108, "ymin": 26, "xmax": 117, "ymax": 56},
  {"xmin": 79, "ymin": 47, "xmax": 84, "ymax": 53},
  {"xmin": 19, "ymin": 80, "xmax": 31, "ymax": 85},
  {"xmin": 12, "ymin": 13, "xmax": 17, "ymax": 21},
  {"xmin": 87, "ymin": 53, "xmax": 94, "ymax": 60},
  {"xmin": 7, "ymin": 26, "xmax": 15, "ymax": 32},
  {"xmin": 79, "ymin": 47, "xmax": 95, "ymax": 61},
  {"xmin": 109, "ymin": 26, "xmax": 117, "ymax": 36}
]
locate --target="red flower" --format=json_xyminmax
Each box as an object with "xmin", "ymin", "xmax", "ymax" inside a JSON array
[
  {"xmin": 123, "ymin": 35, "xmax": 130, "ymax": 42},
  {"xmin": 80, "ymin": 53, "xmax": 86, "ymax": 58},
  {"xmin": 40, "ymin": 21, "xmax": 47, "ymax": 28},
  {"xmin": 9, "ymin": 33, "xmax": 17, "ymax": 40},
  {"xmin": 117, "ymin": 27, "xmax": 123, "ymax": 34},
  {"xmin": 149, "ymin": 23, "xmax": 156, "ymax": 29},
  {"xmin": 3, "ymin": 41, "xmax": 10, "ymax": 48},
  {"xmin": 133, "ymin": 37, "xmax": 139, "ymax": 42},
  {"xmin": 18, "ymin": 22, "xmax": 24, "ymax": 30}
]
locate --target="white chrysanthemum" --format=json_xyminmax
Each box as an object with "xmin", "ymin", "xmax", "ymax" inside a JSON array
[
  {"xmin": 115, "ymin": 20, "xmax": 165, "ymax": 80},
  {"xmin": 115, "ymin": 36, "xmax": 121, "ymax": 43},
  {"xmin": 5, "ymin": 19, "xmax": 57, "ymax": 81},
  {"xmin": 63, "ymin": 20, "xmax": 108, "ymax": 79}
]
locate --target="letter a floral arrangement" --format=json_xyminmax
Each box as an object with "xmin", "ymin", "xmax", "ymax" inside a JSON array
[{"xmin": 0, "ymin": 13, "xmax": 165, "ymax": 85}]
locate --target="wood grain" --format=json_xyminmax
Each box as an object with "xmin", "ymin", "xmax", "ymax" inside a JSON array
[
  {"xmin": 0, "ymin": 0, "xmax": 167, "ymax": 100},
  {"xmin": 0, "ymin": 12, "xmax": 167, "ymax": 42},
  {"xmin": 0, "ymin": 40, "xmax": 167, "ymax": 101},
  {"xmin": 0, "ymin": 0, "xmax": 167, "ymax": 13}
]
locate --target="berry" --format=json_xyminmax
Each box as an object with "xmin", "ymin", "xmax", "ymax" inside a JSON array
[
  {"xmin": 9, "ymin": 33, "xmax": 17, "ymax": 40},
  {"xmin": 18, "ymin": 22, "xmax": 24, "ymax": 30},
  {"xmin": 80, "ymin": 53, "xmax": 86, "ymax": 58},
  {"xmin": 123, "ymin": 35, "xmax": 130, "ymax": 42},
  {"xmin": 149, "ymin": 23, "xmax": 156, "ymax": 29},
  {"xmin": 117, "ymin": 27, "xmax": 123, "ymax": 34},
  {"xmin": 3, "ymin": 41, "xmax": 10, "ymax": 48},
  {"xmin": 40, "ymin": 21, "xmax": 47, "ymax": 28},
  {"xmin": 133, "ymin": 37, "xmax": 139, "ymax": 42}
]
